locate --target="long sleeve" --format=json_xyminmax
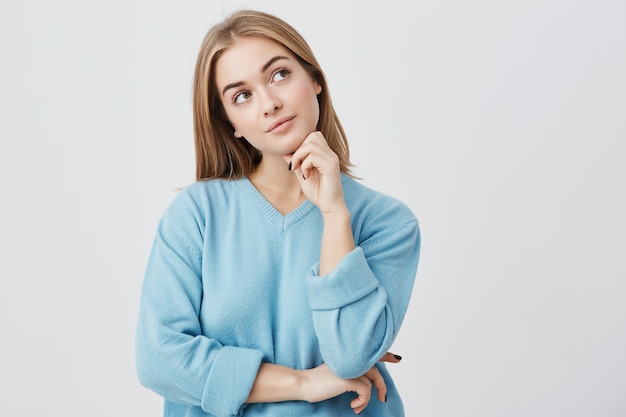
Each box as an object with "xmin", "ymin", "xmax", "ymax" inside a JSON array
[
  {"xmin": 135, "ymin": 212, "xmax": 264, "ymax": 417},
  {"xmin": 305, "ymin": 215, "xmax": 420, "ymax": 379},
  {"xmin": 136, "ymin": 177, "xmax": 418, "ymax": 417}
]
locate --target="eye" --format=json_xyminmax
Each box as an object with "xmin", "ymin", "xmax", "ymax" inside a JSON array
[
  {"xmin": 272, "ymin": 68, "xmax": 291, "ymax": 83},
  {"xmin": 233, "ymin": 91, "xmax": 252, "ymax": 105}
]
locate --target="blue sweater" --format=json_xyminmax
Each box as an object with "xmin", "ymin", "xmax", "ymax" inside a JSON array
[{"xmin": 136, "ymin": 175, "xmax": 420, "ymax": 417}]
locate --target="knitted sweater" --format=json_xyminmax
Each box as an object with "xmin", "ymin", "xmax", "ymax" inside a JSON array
[{"xmin": 136, "ymin": 175, "xmax": 420, "ymax": 417}]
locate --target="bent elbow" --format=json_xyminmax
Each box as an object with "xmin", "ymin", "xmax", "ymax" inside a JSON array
[
  {"xmin": 330, "ymin": 363, "xmax": 371, "ymax": 380},
  {"xmin": 324, "ymin": 349, "xmax": 379, "ymax": 379},
  {"xmin": 135, "ymin": 322, "xmax": 170, "ymax": 395},
  {"xmin": 135, "ymin": 342, "xmax": 161, "ymax": 392}
]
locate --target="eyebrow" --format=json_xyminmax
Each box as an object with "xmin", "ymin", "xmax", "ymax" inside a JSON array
[
  {"xmin": 221, "ymin": 55, "xmax": 290, "ymax": 96},
  {"xmin": 262, "ymin": 55, "xmax": 289, "ymax": 72}
]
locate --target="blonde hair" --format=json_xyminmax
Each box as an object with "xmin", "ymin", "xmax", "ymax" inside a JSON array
[{"xmin": 192, "ymin": 9, "xmax": 353, "ymax": 180}]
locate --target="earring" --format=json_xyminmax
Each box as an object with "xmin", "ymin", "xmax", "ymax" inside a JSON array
[{"xmin": 234, "ymin": 131, "xmax": 242, "ymax": 138}]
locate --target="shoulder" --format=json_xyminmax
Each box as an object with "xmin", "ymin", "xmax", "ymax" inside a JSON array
[
  {"xmin": 342, "ymin": 175, "xmax": 417, "ymax": 224},
  {"xmin": 163, "ymin": 178, "xmax": 244, "ymax": 224},
  {"xmin": 342, "ymin": 175, "xmax": 419, "ymax": 247}
]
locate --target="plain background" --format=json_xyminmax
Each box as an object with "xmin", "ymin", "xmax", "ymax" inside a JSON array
[{"xmin": 1, "ymin": 0, "xmax": 625, "ymax": 415}]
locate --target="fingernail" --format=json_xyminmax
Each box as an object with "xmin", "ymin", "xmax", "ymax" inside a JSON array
[
  {"xmin": 288, "ymin": 161, "xmax": 292, "ymax": 171},
  {"xmin": 302, "ymin": 174, "xmax": 306, "ymax": 180},
  {"xmin": 394, "ymin": 354, "xmax": 402, "ymax": 361},
  {"xmin": 384, "ymin": 393, "xmax": 388, "ymax": 402}
]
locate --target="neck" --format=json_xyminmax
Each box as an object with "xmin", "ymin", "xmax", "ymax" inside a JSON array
[{"xmin": 248, "ymin": 154, "xmax": 305, "ymax": 214}]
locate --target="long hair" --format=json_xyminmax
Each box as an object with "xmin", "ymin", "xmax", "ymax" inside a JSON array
[{"xmin": 192, "ymin": 9, "xmax": 353, "ymax": 180}]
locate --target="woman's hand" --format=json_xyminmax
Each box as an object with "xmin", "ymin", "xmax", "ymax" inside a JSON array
[
  {"xmin": 299, "ymin": 352, "xmax": 402, "ymax": 414},
  {"xmin": 284, "ymin": 131, "xmax": 345, "ymax": 216},
  {"xmin": 300, "ymin": 364, "xmax": 385, "ymax": 414},
  {"xmin": 286, "ymin": 131, "xmax": 352, "ymax": 274}
]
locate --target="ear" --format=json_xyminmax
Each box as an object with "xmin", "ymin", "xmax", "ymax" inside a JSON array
[{"xmin": 313, "ymin": 79, "xmax": 322, "ymax": 95}]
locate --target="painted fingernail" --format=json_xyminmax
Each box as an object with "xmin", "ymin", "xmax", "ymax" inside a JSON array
[
  {"xmin": 302, "ymin": 174, "xmax": 306, "ymax": 180},
  {"xmin": 288, "ymin": 161, "xmax": 292, "ymax": 171},
  {"xmin": 385, "ymin": 393, "xmax": 388, "ymax": 402},
  {"xmin": 394, "ymin": 354, "xmax": 402, "ymax": 361}
]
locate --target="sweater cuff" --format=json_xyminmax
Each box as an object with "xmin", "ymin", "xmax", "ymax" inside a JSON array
[
  {"xmin": 306, "ymin": 247, "xmax": 379, "ymax": 310},
  {"xmin": 201, "ymin": 346, "xmax": 264, "ymax": 417}
]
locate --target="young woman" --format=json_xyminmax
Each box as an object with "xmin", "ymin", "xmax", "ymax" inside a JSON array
[{"xmin": 136, "ymin": 9, "xmax": 420, "ymax": 417}]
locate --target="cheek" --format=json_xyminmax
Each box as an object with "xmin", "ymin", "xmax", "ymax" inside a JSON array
[
  {"xmin": 291, "ymin": 83, "xmax": 320, "ymax": 116},
  {"xmin": 224, "ymin": 107, "xmax": 254, "ymax": 132}
]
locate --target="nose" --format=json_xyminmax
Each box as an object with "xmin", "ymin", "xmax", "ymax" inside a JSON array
[{"xmin": 261, "ymin": 89, "xmax": 282, "ymax": 116}]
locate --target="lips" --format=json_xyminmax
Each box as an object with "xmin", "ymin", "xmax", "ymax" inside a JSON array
[{"xmin": 266, "ymin": 116, "xmax": 295, "ymax": 133}]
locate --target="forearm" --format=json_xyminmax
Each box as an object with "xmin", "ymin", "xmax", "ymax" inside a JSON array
[
  {"xmin": 246, "ymin": 363, "xmax": 305, "ymax": 403},
  {"xmin": 307, "ymin": 220, "xmax": 420, "ymax": 378},
  {"xmin": 247, "ymin": 362, "xmax": 382, "ymax": 414},
  {"xmin": 312, "ymin": 288, "xmax": 393, "ymax": 378},
  {"xmin": 319, "ymin": 206, "xmax": 355, "ymax": 275}
]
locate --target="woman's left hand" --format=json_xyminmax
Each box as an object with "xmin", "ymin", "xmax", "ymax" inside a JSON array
[{"xmin": 285, "ymin": 131, "xmax": 345, "ymax": 215}]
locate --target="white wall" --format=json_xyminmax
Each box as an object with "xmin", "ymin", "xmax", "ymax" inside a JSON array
[{"xmin": 1, "ymin": 1, "xmax": 624, "ymax": 415}]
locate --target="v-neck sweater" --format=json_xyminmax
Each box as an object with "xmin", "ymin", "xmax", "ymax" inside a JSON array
[{"xmin": 136, "ymin": 175, "xmax": 420, "ymax": 417}]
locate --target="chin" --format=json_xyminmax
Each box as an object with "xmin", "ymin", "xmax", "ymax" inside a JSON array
[{"xmin": 267, "ymin": 130, "xmax": 310, "ymax": 156}]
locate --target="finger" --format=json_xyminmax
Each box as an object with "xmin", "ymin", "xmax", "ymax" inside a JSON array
[
  {"xmin": 289, "ymin": 153, "xmax": 320, "ymax": 181},
  {"xmin": 379, "ymin": 352, "xmax": 402, "ymax": 364},
  {"xmin": 290, "ymin": 158, "xmax": 313, "ymax": 183},
  {"xmin": 288, "ymin": 131, "xmax": 332, "ymax": 172},
  {"xmin": 365, "ymin": 366, "xmax": 387, "ymax": 403},
  {"xmin": 304, "ymin": 130, "xmax": 326, "ymax": 146},
  {"xmin": 298, "ymin": 153, "xmax": 326, "ymax": 180},
  {"xmin": 349, "ymin": 376, "xmax": 372, "ymax": 414},
  {"xmin": 282, "ymin": 153, "xmax": 294, "ymax": 167},
  {"xmin": 288, "ymin": 149, "xmax": 308, "ymax": 174},
  {"xmin": 288, "ymin": 131, "xmax": 318, "ymax": 171}
]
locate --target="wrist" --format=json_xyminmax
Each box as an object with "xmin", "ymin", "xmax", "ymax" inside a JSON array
[
  {"xmin": 319, "ymin": 206, "xmax": 354, "ymax": 275},
  {"xmin": 321, "ymin": 205, "xmax": 350, "ymax": 223}
]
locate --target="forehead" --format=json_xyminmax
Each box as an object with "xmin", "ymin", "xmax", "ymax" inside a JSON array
[{"xmin": 214, "ymin": 37, "xmax": 293, "ymax": 87}]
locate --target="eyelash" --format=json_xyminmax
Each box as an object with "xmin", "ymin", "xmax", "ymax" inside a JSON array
[
  {"xmin": 272, "ymin": 67, "xmax": 291, "ymax": 82},
  {"xmin": 231, "ymin": 67, "xmax": 292, "ymax": 106}
]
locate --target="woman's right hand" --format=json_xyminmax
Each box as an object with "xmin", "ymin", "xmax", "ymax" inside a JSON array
[
  {"xmin": 300, "ymin": 364, "xmax": 385, "ymax": 414},
  {"xmin": 299, "ymin": 352, "xmax": 401, "ymax": 414}
]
